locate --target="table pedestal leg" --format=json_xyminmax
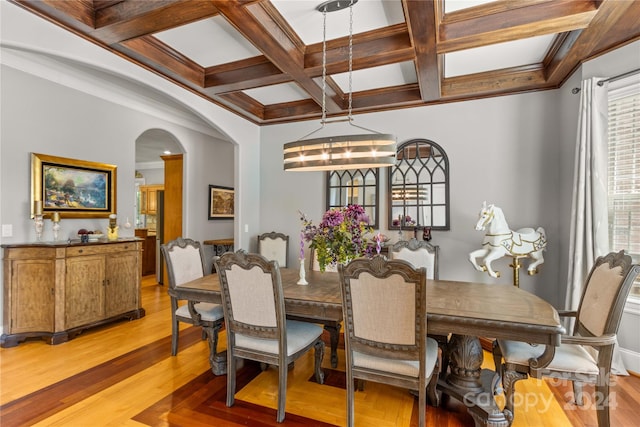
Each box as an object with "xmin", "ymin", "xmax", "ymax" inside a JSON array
[{"xmin": 438, "ymin": 334, "xmax": 510, "ymax": 427}]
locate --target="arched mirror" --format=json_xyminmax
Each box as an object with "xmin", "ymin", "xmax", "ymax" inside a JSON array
[
  {"xmin": 326, "ymin": 168, "xmax": 379, "ymax": 228},
  {"xmin": 388, "ymin": 139, "xmax": 449, "ymax": 230}
]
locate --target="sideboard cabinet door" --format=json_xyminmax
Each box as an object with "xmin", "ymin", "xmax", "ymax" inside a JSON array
[
  {"xmin": 65, "ymin": 255, "xmax": 106, "ymax": 329},
  {"xmin": 7, "ymin": 258, "xmax": 55, "ymax": 334},
  {"xmin": 105, "ymin": 250, "xmax": 139, "ymax": 317}
]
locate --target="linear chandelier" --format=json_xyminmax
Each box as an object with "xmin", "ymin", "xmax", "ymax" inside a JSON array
[
  {"xmin": 283, "ymin": 0, "xmax": 396, "ymax": 172},
  {"xmin": 391, "ymin": 186, "xmax": 429, "ymax": 201}
]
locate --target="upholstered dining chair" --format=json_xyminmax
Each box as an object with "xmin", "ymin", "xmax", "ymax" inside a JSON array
[
  {"xmin": 388, "ymin": 238, "xmax": 439, "ymax": 280},
  {"xmin": 214, "ymin": 250, "xmax": 325, "ymax": 423},
  {"xmin": 161, "ymin": 238, "xmax": 225, "ymax": 366},
  {"xmin": 258, "ymin": 231, "xmax": 289, "ymax": 268},
  {"xmin": 493, "ymin": 250, "xmax": 640, "ymax": 427},
  {"xmin": 388, "ymin": 238, "xmax": 447, "ymax": 374},
  {"xmin": 338, "ymin": 256, "xmax": 440, "ymax": 427}
]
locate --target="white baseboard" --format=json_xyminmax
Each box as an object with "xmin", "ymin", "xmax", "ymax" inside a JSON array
[{"xmin": 620, "ymin": 348, "xmax": 640, "ymax": 375}]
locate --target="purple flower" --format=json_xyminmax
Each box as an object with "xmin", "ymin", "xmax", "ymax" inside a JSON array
[
  {"xmin": 298, "ymin": 205, "xmax": 373, "ymax": 271},
  {"xmin": 320, "ymin": 209, "xmax": 344, "ymax": 228}
]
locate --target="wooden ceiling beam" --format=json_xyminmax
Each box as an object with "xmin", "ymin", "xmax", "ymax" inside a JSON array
[
  {"xmin": 403, "ymin": 0, "xmax": 441, "ymax": 102},
  {"xmin": 213, "ymin": 0, "xmax": 342, "ymax": 114},
  {"xmin": 438, "ymin": 0, "xmax": 599, "ymax": 53},
  {"xmin": 93, "ymin": 0, "xmax": 221, "ymax": 45},
  {"xmin": 545, "ymin": 0, "xmax": 640, "ymax": 86},
  {"xmin": 204, "ymin": 56, "xmax": 291, "ymax": 93},
  {"xmin": 350, "ymin": 84, "xmax": 423, "ymax": 111},
  {"xmin": 218, "ymin": 91, "xmax": 266, "ymax": 122},
  {"xmin": 441, "ymin": 65, "xmax": 547, "ymax": 98},
  {"xmin": 263, "ymin": 99, "xmax": 323, "ymax": 123},
  {"xmin": 120, "ymin": 36, "xmax": 204, "ymax": 86},
  {"xmin": 304, "ymin": 24, "xmax": 414, "ymax": 74}
]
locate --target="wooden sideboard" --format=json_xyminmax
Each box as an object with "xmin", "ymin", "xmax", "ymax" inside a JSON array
[{"xmin": 1, "ymin": 239, "xmax": 145, "ymax": 347}]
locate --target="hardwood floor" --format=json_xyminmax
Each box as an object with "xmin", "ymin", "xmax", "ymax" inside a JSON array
[{"xmin": 1, "ymin": 275, "xmax": 638, "ymax": 426}]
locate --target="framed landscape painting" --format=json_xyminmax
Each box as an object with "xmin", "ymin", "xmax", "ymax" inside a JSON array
[
  {"xmin": 208, "ymin": 185, "xmax": 234, "ymax": 220},
  {"xmin": 31, "ymin": 153, "xmax": 117, "ymax": 218}
]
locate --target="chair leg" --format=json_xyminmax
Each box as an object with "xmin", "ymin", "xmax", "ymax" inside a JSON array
[
  {"xmin": 226, "ymin": 351, "xmax": 236, "ymax": 408},
  {"xmin": 314, "ymin": 339, "xmax": 325, "ymax": 384},
  {"xmin": 573, "ymin": 380, "xmax": 584, "ymax": 406},
  {"xmin": 346, "ymin": 367, "xmax": 355, "ymax": 427},
  {"xmin": 418, "ymin": 384, "xmax": 426, "ymax": 427},
  {"xmin": 171, "ymin": 318, "xmax": 179, "ymax": 356},
  {"xmin": 170, "ymin": 300, "xmax": 179, "ymax": 356},
  {"xmin": 277, "ymin": 358, "xmax": 287, "ymax": 423},
  {"xmin": 427, "ymin": 357, "xmax": 440, "ymax": 407},
  {"xmin": 595, "ymin": 381, "xmax": 611, "ymax": 427}
]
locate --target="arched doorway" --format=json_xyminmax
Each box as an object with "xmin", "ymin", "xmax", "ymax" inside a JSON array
[{"xmin": 135, "ymin": 129, "xmax": 184, "ymax": 283}]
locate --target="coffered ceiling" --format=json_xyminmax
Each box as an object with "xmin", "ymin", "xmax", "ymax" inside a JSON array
[{"xmin": 11, "ymin": 0, "xmax": 640, "ymax": 125}]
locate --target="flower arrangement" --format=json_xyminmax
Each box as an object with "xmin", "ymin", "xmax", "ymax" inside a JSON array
[{"xmin": 300, "ymin": 205, "xmax": 374, "ymax": 272}]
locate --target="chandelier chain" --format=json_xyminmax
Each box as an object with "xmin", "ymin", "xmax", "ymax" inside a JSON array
[
  {"xmin": 348, "ymin": 0, "xmax": 354, "ymax": 122},
  {"xmin": 321, "ymin": 7, "xmax": 327, "ymax": 126}
]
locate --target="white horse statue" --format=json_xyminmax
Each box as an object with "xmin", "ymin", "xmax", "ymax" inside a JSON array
[{"xmin": 469, "ymin": 202, "xmax": 547, "ymax": 278}]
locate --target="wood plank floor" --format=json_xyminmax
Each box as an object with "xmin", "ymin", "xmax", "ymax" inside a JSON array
[{"xmin": 1, "ymin": 275, "xmax": 638, "ymax": 426}]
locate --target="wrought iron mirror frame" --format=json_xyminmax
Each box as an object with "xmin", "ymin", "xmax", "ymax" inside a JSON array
[
  {"xmin": 326, "ymin": 168, "xmax": 380, "ymax": 228},
  {"xmin": 388, "ymin": 139, "xmax": 450, "ymax": 231}
]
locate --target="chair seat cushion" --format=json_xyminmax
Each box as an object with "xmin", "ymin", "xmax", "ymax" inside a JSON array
[
  {"xmin": 498, "ymin": 339, "xmax": 599, "ymax": 375},
  {"xmin": 236, "ymin": 320, "xmax": 323, "ymax": 356},
  {"xmin": 353, "ymin": 337, "xmax": 439, "ymax": 378},
  {"xmin": 176, "ymin": 302, "xmax": 224, "ymax": 322}
]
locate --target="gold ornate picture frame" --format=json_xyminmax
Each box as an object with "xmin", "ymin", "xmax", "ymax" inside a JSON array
[{"xmin": 31, "ymin": 153, "xmax": 117, "ymax": 218}]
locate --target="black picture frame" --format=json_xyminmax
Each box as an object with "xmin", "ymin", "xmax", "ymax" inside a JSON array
[{"xmin": 208, "ymin": 185, "xmax": 234, "ymax": 220}]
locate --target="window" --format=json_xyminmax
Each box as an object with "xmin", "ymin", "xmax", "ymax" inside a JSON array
[
  {"xmin": 326, "ymin": 169, "xmax": 380, "ymax": 228},
  {"xmin": 607, "ymin": 75, "xmax": 640, "ymax": 298},
  {"xmin": 388, "ymin": 139, "xmax": 450, "ymax": 230}
]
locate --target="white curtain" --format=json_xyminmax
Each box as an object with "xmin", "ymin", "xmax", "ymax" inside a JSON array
[{"xmin": 566, "ymin": 77, "xmax": 627, "ymax": 375}]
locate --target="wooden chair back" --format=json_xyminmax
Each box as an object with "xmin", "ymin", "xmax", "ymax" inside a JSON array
[
  {"xmin": 388, "ymin": 238, "xmax": 439, "ymax": 280},
  {"xmin": 257, "ymin": 231, "xmax": 289, "ymax": 268},
  {"xmin": 574, "ymin": 250, "xmax": 639, "ymax": 342},
  {"xmin": 161, "ymin": 237, "xmax": 205, "ymax": 290}
]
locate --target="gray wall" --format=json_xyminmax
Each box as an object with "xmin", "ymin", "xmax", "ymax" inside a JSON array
[
  {"xmin": 260, "ymin": 90, "xmax": 564, "ymax": 305},
  {"xmin": 0, "ymin": 65, "xmax": 234, "ymax": 243}
]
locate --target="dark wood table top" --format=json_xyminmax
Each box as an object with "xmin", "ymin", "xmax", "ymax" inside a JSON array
[{"xmin": 176, "ymin": 268, "xmax": 564, "ymax": 346}]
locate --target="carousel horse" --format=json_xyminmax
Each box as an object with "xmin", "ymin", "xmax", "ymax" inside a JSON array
[{"xmin": 469, "ymin": 202, "xmax": 547, "ymax": 278}]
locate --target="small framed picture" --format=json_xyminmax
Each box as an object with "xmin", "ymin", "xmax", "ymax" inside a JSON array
[{"xmin": 208, "ymin": 185, "xmax": 234, "ymax": 220}]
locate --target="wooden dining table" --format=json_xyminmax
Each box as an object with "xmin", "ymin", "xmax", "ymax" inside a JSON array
[{"xmin": 175, "ymin": 267, "xmax": 564, "ymax": 427}]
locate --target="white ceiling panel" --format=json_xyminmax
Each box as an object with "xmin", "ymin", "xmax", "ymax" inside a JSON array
[
  {"xmin": 272, "ymin": 0, "xmax": 404, "ymax": 45},
  {"xmin": 444, "ymin": 0, "xmax": 496, "ymax": 13},
  {"xmin": 244, "ymin": 82, "xmax": 311, "ymax": 105},
  {"xmin": 444, "ymin": 34, "xmax": 556, "ymax": 77},
  {"xmin": 154, "ymin": 16, "xmax": 261, "ymax": 67},
  {"xmin": 332, "ymin": 61, "xmax": 417, "ymax": 92}
]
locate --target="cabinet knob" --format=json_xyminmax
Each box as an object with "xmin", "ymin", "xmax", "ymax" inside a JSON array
[{"xmin": 78, "ymin": 249, "xmax": 83, "ymax": 253}]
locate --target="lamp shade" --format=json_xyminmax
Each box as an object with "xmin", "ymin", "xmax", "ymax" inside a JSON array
[{"xmin": 283, "ymin": 133, "xmax": 396, "ymax": 171}]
